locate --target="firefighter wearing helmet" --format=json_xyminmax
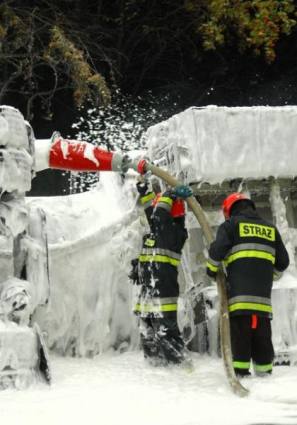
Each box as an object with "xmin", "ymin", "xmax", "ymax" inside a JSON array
[
  {"xmin": 206, "ymin": 192, "xmax": 289, "ymax": 377},
  {"xmin": 131, "ymin": 179, "xmax": 192, "ymax": 366}
]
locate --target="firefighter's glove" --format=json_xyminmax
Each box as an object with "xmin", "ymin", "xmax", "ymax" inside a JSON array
[
  {"xmin": 136, "ymin": 181, "xmax": 149, "ymax": 196},
  {"xmin": 129, "ymin": 259, "xmax": 140, "ymax": 285},
  {"xmin": 173, "ymin": 185, "xmax": 193, "ymax": 199},
  {"xmin": 273, "ymin": 269, "xmax": 283, "ymax": 281}
]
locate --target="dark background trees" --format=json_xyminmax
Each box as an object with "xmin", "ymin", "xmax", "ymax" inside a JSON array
[{"xmin": 1, "ymin": 0, "xmax": 297, "ymax": 194}]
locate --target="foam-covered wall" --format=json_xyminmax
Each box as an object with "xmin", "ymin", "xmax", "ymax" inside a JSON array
[{"xmin": 29, "ymin": 173, "xmax": 143, "ymax": 356}]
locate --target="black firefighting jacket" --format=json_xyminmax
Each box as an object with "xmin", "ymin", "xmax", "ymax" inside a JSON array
[
  {"xmin": 206, "ymin": 207, "xmax": 289, "ymax": 318},
  {"xmin": 134, "ymin": 191, "xmax": 188, "ymax": 317}
]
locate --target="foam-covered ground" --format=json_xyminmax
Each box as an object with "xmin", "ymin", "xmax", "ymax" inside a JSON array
[{"xmin": 1, "ymin": 353, "xmax": 297, "ymax": 425}]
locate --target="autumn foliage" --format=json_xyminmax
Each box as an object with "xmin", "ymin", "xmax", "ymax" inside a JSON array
[{"xmin": 0, "ymin": 1, "xmax": 296, "ymax": 118}]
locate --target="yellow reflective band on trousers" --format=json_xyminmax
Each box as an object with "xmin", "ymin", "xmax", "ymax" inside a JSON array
[
  {"xmin": 206, "ymin": 261, "xmax": 219, "ymax": 272},
  {"xmin": 134, "ymin": 303, "xmax": 178, "ymax": 313},
  {"xmin": 139, "ymin": 254, "xmax": 180, "ymax": 267},
  {"xmin": 224, "ymin": 250, "xmax": 275, "ymax": 266},
  {"xmin": 254, "ymin": 363, "xmax": 273, "ymax": 372},
  {"xmin": 229, "ymin": 302, "xmax": 272, "ymax": 314},
  {"xmin": 233, "ymin": 361, "xmax": 250, "ymax": 369}
]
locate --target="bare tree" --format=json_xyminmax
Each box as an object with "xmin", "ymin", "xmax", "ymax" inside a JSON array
[{"xmin": 0, "ymin": 1, "xmax": 111, "ymax": 119}]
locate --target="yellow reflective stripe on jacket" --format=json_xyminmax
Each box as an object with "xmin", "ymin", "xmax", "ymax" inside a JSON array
[
  {"xmin": 141, "ymin": 247, "xmax": 181, "ymax": 260},
  {"xmin": 228, "ymin": 302, "xmax": 273, "ymax": 314},
  {"xmin": 139, "ymin": 254, "xmax": 180, "ymax": 266},
  {"xmin": 206, "ymin": 261, "xmax": 219, "ymax": 272},
  {"xmin": 144, "ymin": 238, "xmax": 155, "ymax": 247},
  {"xmin": 140, "ymin": 192, "xmax": 155, "ymax": 205},
  {"xmin": 224, "ymin": 250, "xmax": 275, "ymax": 266},
  {"xmin": 156, "ymin": 196, "xmax": 173, "ymax": 211},
  {"xmin": 229, "ymin": 295, "xmax": 271, "ymax": 306},
  {"xmin": 233, "ymin": 361, "xmax": 250, "ymax": 369},
  {"xmin": 157, "ymin": 196, "xmax": 173, "ymax": 206},
  {"xmin": 134, "ymin": 303, "xmax": 178, "ymax": 313},
  {"xmin": 229, "ymin": 243, "xmax": 275, "ymax": 256}
]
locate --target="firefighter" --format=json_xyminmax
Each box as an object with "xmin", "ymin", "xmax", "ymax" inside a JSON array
[
  {"xmin": 133, "ymin": 180, "xmax": 192, "ymax": 366},
  {"xmin": 206, "ymin": 192, "xmax": 289, "ymax": 377}
]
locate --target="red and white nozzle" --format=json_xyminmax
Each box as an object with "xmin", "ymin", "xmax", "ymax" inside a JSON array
[{"xmin": 35, "ymin": 133, "xmax": 134, "ymax": 173}]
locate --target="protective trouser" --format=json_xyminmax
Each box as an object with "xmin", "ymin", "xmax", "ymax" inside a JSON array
[
  {"xmin": 139, "ymin": 312, "xmax": 185, "ymax": 365},
  {"xmin": 230, "ymin": 315, "xmax": 274, "ymax": 376}
]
